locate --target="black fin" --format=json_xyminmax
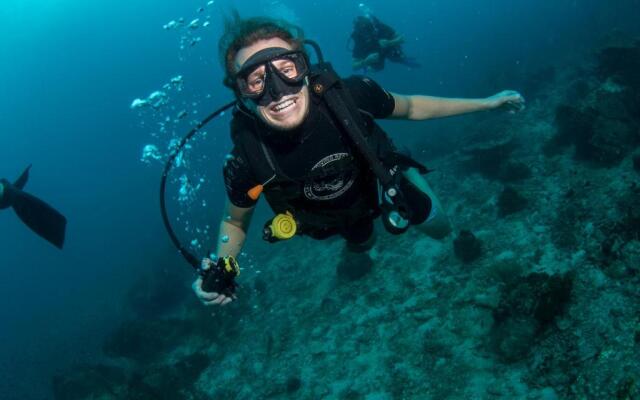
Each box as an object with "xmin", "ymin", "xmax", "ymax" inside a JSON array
[
  {"xmin": 14, "ymin": 164, "xmax": 32, "ymax": 190},
  {"xmin": 10, "ymin": 189, "xmax": 67, "ymax": 249}
]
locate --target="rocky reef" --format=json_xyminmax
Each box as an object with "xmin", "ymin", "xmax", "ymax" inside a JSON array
[{"xmin": 52, "ymin": 39, "xmax": 640, "ymax": 399}]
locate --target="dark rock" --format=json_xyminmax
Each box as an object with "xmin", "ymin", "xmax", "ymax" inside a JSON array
[
  {"xmin": 286, "ymin": 377, "xmax": 302, "ymax": 393},
  {"xmin": 566, "ymin": 79, "xmax": 591, "ymax": 101},
  {"xmin": 601, "ymin": 236, "xmax": 617, "ymax": 258},
  {"xmin": 490, "ymin": 272, "xmax": 574, "ymax": 362},
  {"xmin": 52, "ymin": 365, "xmax": 126, "ymax": 400},
  {"xmin": 597, "ymin": 44, "xmax": 640, "ymax": 91},
  {"xmin": 337, "ymin": 251, "xmax": 373, "ymax": 280},
  {"xmin": 548, "ymin": 100, "xmax": 638, "ymax": 166},
  {"xmin": 497, "ymin": 186, "xmax": 528, "ymax": 217},
  {"xmin": 545, "ymin": 105, "xmax": 596, "ymax": 158},
  {"xmin": 633, "ymin": 153, "xmax": 640, "ymax": 172},
  {"xmin": 462, "ymin": 140, "xmax": 518, "ymax": 180},
  {"xmin": 499, "ymin": 161, "xmax": 532, "ymax": 182},
  {"xmin": 615, "ymin": 377, "xmax": 638, "ymax": 400},
  {"xmin": 589, "ymin": 117, "xmax": 637, "ymax": 165},
  {"xmin": 453, "ymin": 230, "xmax": 483, "ymax": 263},
  {"xmin": 319, "ymin": 297, "xmax": 340, "ymax": 315}
]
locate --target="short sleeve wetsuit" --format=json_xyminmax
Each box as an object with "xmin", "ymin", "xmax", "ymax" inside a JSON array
[{"xmin": 223, "ymin": 76, "xmax": 395, "ymax": 245}]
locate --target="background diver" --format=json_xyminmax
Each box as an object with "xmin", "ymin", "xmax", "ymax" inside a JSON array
[
  {"xmin": 350, "ymin": 14, "xmax": 420, "ymax": 71},
  {"xmin": 0, "ymin": 165, "xmax": 67, "ymax": 249},
  {"xmin": 191, "ymin": 15, "xmax": 525, "ymax": 306}
]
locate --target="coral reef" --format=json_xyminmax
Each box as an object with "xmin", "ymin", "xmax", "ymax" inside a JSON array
[
  {"xmin": 53, "ymin": 35, "xmax": 640, "ymax": 400},
  {"xmin": 545, "ymin": 42, "xmax": 640, "ymax": 166}
]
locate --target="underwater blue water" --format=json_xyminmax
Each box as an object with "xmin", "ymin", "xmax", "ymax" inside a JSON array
[{"xmin": 1, "ymin": 0, "xmax": 639, "ymax": 398}]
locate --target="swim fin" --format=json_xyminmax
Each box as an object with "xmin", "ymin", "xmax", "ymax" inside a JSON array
[
  {"xmin": 14, "ymin": 164, "xmax": 31, "ymax": 190},
  {"xmin": 0, "ymin": 166, "xmax": 67, "ymax": 249}
]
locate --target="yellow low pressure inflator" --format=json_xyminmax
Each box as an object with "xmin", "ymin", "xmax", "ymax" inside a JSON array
[{"xmin": 263, "ymin": 212, "xmax": 297, "ymax": 242}]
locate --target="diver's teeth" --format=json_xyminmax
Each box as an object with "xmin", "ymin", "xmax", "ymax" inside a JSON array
[{"xmin": 273, "ymin": 99, "xmax": 295, "ymax": 112}]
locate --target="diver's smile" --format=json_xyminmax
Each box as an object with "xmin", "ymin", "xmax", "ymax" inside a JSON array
[{"xmin": 269, "ymin": 96, "xmax": 298, "ymax": 115}]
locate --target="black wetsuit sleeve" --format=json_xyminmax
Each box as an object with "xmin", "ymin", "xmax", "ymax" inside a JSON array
[
  {"xmin": 222, "ymin": 146, "xmax": 258, "ymax": 208},
  {"xmin": 343, "ymin": 76, "xmax": 396, "ymax": 119}
]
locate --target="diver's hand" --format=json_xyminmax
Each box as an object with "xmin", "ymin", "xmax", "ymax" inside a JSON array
[
  {"xmin": 380, "ymin": 35, "xmax": 405, "ymax": 49},
  {"xmin": 486, "ymin": 90, "xmax": 526, "ymax": 113},
  {"xmin": 192, "ymin": 258, "xmax": 234, "ymax": 306},
  {"xmin": 365, "ymin": 52, "xmax": 381, "ymax": 65}
]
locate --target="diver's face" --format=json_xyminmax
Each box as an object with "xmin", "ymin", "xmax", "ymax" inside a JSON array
[{"xmin": 235, "ymin": 38, "xmax": 310, "ymax": 131}]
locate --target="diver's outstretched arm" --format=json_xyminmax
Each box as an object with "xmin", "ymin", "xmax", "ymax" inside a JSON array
[
  {"xmin": 379, "ymin": 34, "xmax": 404, "ymax": 49},
  {"xmin": 192, "ymin": 199, "xmax": 255, "ymax": 307},
  {"xmin": 352, "ymin": 52, "xmax": 381, "ymax": 70},
  {"xmin": 389, "ymin": 90, "xmax": 525, "ymax": 120}
]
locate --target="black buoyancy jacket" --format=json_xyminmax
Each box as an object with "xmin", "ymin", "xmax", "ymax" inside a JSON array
[{"xmin": 229, "ymin": 68, "xmax": 420, "ymax": 234}]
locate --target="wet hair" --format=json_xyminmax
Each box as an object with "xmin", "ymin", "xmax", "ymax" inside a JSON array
[{"xmin": 218, "ymin": 11, "xmax": 305, "ymax": 88}]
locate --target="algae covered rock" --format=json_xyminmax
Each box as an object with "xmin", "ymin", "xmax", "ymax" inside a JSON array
[
  {"xmin": 461, "ymin": 140, "xmax": 530, "ymax": 182},
  {"xmin": 453, "ymin": 230, "xmax": 483, "ymax": 263},
  {"xmin": 597, "ymin": 42, "xmax": 640, "ymax": 91},
  {"xmin": 497, "ymin": 186, "xmax": 528, "ymax": 217},
  {"xmin": 490, "ymin": 272, "xmax": 574, "ymax": 362}
]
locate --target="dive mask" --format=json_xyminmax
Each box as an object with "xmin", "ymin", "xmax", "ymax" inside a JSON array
[{"xmin": 234, "ymin": 47, "xmax": 309, "ymax": 107}]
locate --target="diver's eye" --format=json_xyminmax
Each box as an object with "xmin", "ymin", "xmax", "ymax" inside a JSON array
[
  {"xmin": 275, "ymin": 60, "xmax": 298, "ymax": 78},
  {"xmin": 247, "ymin": 75, "xmax": 265, "ymax": 93}
]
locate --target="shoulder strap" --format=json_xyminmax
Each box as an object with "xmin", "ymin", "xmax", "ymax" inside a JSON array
[
  {"xmin": 230, "ymin": 110, "xmax": 277, "ymax": 185},
  {"xmin": 309, "ymin": 63, "xmax": 396, "ymax": 188}
]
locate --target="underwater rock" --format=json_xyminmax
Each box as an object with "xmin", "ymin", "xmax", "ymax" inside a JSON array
[
  {"xmin": 548, "ymin": 91, "xmax": 639, "ymax": 166},
  {"xmin": 597, "ymin": 43, "xmax": 640, "ymax": 91},
  {"xmin": 499, "ymin": 161, "xmax": 532, "ymax": 182},
  {"xmin": 286, "ymin": 377, "xmax": 302, "ymax": 393},
  {"xmin": 319, "ymin": 297, "xmax": 340, "ymax": 316},
  {"xmin": 52, "ymin": 364, "xmax": 127, "ymax": 400},
  {"xmin": 545, "ymin": 105, "xmax": 596, "ymax": 158},
  {"xmin": 102, "ymin": 319, "xmax": 200, "ymax": 363},
  {"xmin": 497, "ymin": 186, "xmax": 528, "ymax": 217},
  {"xmin": 633, "ymin": 153, "xmax": 640, "ymax": 172},
  {"xmin": 588, "ymin": 116, "xmax": 637, "ymax": 165},
  {"xmin": 336, "ymin": 251, "xmax": 373, "ymax": 280},
  {"xmin": 453, "ymin": 230, "xmax": 483, "ymax": 263},
  {"xmin": 491, "ymin": 272, "xmax": 573, "ymax": 362},
  {"xmin": 609, "ymin": 186, "xmax": 640, "ymax": 245},
  {"xmin": 462, "ymin": 140, "xmax": 519, "ymax": 181}
]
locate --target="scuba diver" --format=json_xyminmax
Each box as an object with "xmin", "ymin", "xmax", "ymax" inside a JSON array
[
  {"xmin": 187, "ymin": 14, "xmax": 524, "ymax": 306},
  {"xmin": 350, "ymin": 15, "xmax": 420, "ymax": 71},
  {"xmin": 0, "ymin": 165, "xmax": 67, "ymax": 249}
]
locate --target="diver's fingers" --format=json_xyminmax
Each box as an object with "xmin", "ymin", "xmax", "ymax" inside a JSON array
[
  {"xmin": 201, "ymin": 258, "xmax": 214, "ymax": 271},
  {"xmin": 212, "ymin": 295, "xmax": 228, "ymax": 305},
  {"xmin": 192, "ymin": 278, "xmax": 221, "ymax": 302},
  {"xmin": 221, "ymin": 297, "xmax": 233, "ymax": 305}
]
